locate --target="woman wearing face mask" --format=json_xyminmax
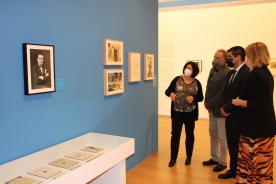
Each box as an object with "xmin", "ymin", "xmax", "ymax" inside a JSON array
[
  {"xmin": 165, "ymin": 61, "xmax": 204, "ymax": 167},
  {"xmin": 232, "ymin": 42, "xmax": 276, "ymax": 184}
]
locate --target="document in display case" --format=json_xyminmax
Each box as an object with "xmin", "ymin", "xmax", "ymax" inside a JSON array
[
  {"xmin": 65, "ymin": 151, "xmax": 92, "ymax": 161},
  {"xmin": 48, "ymin": 158, "xmax": 78, "ymax": 169},
  {"xmin": 27, "ymin": 166, "xmax": 61, "ymax": 179},
  {"xmin": 81, "ymin": 146, "xmax": 103, "ymax": 153},
  {"xmin": 2, "ymin": 176, "xmax": 41, "ymax": 184}
]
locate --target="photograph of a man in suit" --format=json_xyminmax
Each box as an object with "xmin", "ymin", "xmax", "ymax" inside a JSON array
[
  {"xmin": 218, "ymin": 46, "xmax": 250, "ymax": 179},
  {"xmin": 31, "ymin": 54, "xmax": 50, "ymax": 89},
  {"xmin": 202, "ymin": 49, "xmax": 231, "ymax": 172}
]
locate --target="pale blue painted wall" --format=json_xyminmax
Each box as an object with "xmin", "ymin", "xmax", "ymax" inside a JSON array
[{"xmin": 0, "ymin": 0, "xmax": 158, "ymax": 171}]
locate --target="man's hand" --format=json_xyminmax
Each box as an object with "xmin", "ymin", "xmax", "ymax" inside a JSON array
[
  {"xmin": 220, "ymin": 107, "xmax": 230, "ymax": 116},
  {"xmin": 39, "ymin": 76, "xmax": 44, "ymax": 80},
  {"xmin": 204, "ymin": 103, "xmax": 209, "ymax": 111}
]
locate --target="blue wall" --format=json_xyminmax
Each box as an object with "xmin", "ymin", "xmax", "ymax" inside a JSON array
[{"xmin": 0, "ymin": 0, "xmax": 158, "ymax": 171}]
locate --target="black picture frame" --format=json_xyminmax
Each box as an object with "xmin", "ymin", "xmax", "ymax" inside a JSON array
[{"xmin": 23, "ymin": 43, "xmax": 56, "ymax": 95}]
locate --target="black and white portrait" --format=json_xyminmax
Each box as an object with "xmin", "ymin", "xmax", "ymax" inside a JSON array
[
  {"xmin": 23, "ymin": 43, "xmax": 56, "ymax": 95},
  {"xmin": 30, "ymin": 50, "xmax": 51, "ymax": 89}
]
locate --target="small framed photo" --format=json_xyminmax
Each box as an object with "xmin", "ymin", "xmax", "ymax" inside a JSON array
[
  {"xmin": 104, "ymin": 69, "xmax": 124, "ymax": 96},
  {"xmin": 103, "ymin": 38, "xmax": 124, "ymax": 65},
  {"xmin": 186, "ymin": 60, "xmax": 202, "ymax": 72},
  {"xmin": 128, "ymin": 52, "xmax": 141, "ymax": 82},
  {"xmin": 144, "ymin": 53, "xmax": 154, "ymax": 80},
  {"xmin": 23, "ymin": 43, "xmax": 56, "ymax": 95}
]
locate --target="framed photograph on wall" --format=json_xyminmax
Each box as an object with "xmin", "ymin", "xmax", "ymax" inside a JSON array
[
  {"xmin": 144, "ymin": 53, "xmax": 154, "ymax": 80},
  {"xmin": 103, "ymin": 38, "xmax": 124, "ymax": 65},
  {"xmin": 186, "ymin": 60, "xmax": 202, "ymax": 72},
  {"xmin": 128, "ymin": 52, "xmax": 141, "ymax": 82},
  {"xmin": 23, "ymin": 43, "xmax": 56, "ymax": 95},
  {"xmin": 104, "ymin": 69, "xmax": 124, "ymax": 96}
]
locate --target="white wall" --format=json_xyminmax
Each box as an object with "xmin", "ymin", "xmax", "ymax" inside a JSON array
[{"xmin": 158, "ymin": 2, "xmax": 276, "ymax": 119}]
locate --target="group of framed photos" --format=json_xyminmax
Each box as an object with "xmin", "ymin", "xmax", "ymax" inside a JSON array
[
  {"xmin": 22, "ymin": 38, "xmax": 154, "ymax": 96},
  {"xmin": 103, "ymin": 38, "xmax": 154, "ymax": 96}
]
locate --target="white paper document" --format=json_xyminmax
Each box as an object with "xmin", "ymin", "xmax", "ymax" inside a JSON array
[
  {"xmin": 81, "ymin": 146, "xmax": 104, "ymax": 153},
  {"xmin": 48, "ymin": 158, "xmax": 79, "ymax": 169},
  {"xmin": 65, "ymin": 151, "xmax": 92, "ymax": 161},
  {"xmin": 2, "ymin": 176, "xmax": 41, "ymax": 184}
]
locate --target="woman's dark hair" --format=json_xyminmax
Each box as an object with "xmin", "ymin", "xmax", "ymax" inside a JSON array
[{"xmin": 183, "ymin": 61, "xmax": 199, "ymax": 78}]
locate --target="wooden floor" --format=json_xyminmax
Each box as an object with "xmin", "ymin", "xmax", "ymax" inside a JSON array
[{"xmin": 126, "ymin": 116, "xmax": 276, "ymax": 184}]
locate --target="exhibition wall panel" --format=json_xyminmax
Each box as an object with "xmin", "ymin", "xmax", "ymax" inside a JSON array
[{"xmin": 0, "ymin": 0, "xmax": 158, "ymax": 171}]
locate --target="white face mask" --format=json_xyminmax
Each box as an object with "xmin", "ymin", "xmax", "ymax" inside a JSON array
[{"xmin": 184, "ymin": 68, "xmax": 192, "ymax": 77}]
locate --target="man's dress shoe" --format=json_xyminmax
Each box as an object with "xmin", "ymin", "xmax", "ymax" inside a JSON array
[
  {"xmin": 185, "ymin": 157, "xmax": 191, "ymax": 165},
  {"xmin": 213, "ymin": 163, "xmax": 227, "ymax": 172},
  {"xmin": 168, "ymin": 160, "xmax": 176, "ymax": 167},
  {"xmin": 218, "ymin": 170, "xmax": 236, "ymax": 179},
  {"xmin": 202, "ymin": 159, "xmax": 219, "ymax": 165}
]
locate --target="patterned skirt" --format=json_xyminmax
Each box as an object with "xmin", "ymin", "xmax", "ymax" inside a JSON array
[{"xmin": 236, "ymin": 135, "xmax": 274, "ymax": 184}]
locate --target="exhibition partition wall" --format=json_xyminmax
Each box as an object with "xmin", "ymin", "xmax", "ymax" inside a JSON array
[{"xmin": 0, "ymin": 0, "xmax": 158, "ymax": 171}]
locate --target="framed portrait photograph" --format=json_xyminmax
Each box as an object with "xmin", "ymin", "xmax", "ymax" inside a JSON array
[
  {"xmin": 104, "ymin": 69, "xmax": 124, "ymax": 96},
  {"xmin": 103, "ymin": 38, "xmax": 124, "ymax": 65},
  {"xmin": 23, "ymin": 43, "xmax": 56, "ymax": 95},
  {"xmin": 144, "ymin": 53, "xmax": 154, "ymax": 80},
  {"xmin": 128, "ymin": 52, "xmax": 141, "ymax": 82},
  {"xmin": 186, "ymin": 60, "xmax": 202, "ymax": 72}
]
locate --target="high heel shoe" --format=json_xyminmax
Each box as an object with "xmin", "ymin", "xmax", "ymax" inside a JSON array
[
  {"xmin": 185, "ymin": 157, "xmax": 191, "ymax": 165},
  {"xmin": 168, "ymin": 159, "xmax": 176, "ymax": 167}
]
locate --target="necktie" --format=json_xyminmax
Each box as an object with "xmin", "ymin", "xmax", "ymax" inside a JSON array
[{"xmin": 229, "ymin": 70, "xmax": 237, "ymax": 85}]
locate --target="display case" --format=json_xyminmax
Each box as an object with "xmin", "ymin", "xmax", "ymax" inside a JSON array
[{"xmin": 0, "ymin": 132, "xmax": 135, "ymax": 184}]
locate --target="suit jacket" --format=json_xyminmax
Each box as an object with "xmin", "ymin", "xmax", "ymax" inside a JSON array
[
  {"xmin": 222, "ymin": 64, "xmax": 250, "ymax": 125},
  {"xmin": 205, "ymin": 64, "xmax": 231, "ymax": 117},
  {"xmin": 31, "ymin": 64, "xmax": 50, "ymax": 89},
  {"xmin": 239, "ymin": 66, "xmax": 276, "ymax": 138},
  {"xmin": 165, "ymin": 76, "xmax": 204, "ymax": 121}
]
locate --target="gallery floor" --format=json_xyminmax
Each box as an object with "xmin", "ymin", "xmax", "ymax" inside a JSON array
[{"xmin": 126, "ymin": 116, "xmax": 276, "ymax": 184}]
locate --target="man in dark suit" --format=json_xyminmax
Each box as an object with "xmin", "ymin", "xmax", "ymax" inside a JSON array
[
  {"xmin": 203, "ymin": 49, "xmax": 230, "ymax": 172},
  {"xmin": 219, "ymin": 46, "xmax": 250, "ymax": 179},
  {"xmin": 31, "ymin": 54, "xmax": 50, "ymax": 89}
]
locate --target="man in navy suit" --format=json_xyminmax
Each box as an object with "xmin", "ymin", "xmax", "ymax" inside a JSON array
[
  {"xmin": 31, "ymin": 54, "xmax": 50, "ymax": 89},
  {"xmin": 219, "ymin": 46, "xmax": 250, "ymax": 179}
]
